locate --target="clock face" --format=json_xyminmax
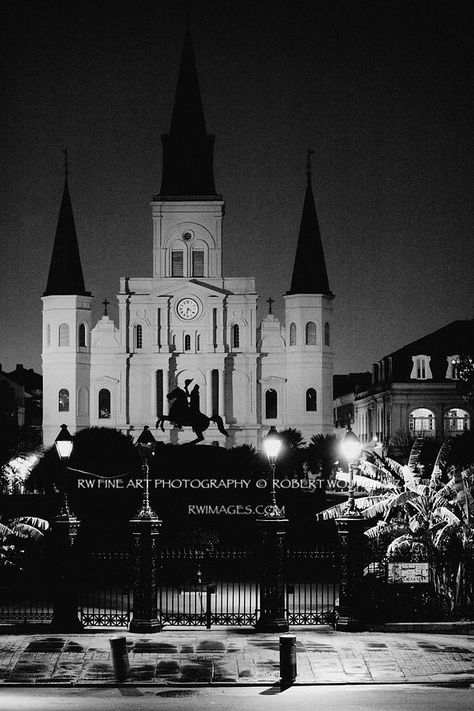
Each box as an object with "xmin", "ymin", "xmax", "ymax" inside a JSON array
[{"xmin": 177, "ymin": 298, "xmax": 199, "ymax": 320}]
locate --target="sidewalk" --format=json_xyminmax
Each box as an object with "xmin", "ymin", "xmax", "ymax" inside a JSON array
[{"xmin": 0, "ymin": 627, "xmax": 474, "ymax": 686}]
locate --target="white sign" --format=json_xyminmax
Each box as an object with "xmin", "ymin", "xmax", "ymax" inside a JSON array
[{"xmin": 387, "ymin": 562, "xmax": 430, "ymax": 584}]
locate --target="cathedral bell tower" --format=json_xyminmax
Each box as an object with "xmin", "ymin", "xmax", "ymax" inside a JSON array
[
  {"xmin": 151, "ymin": 28, "xmax": 224, "ymax": 281},
  {"xmin": 42, "ymin": 157, "xmax": 92, "ymax": 446},
  {"xmin": 284, "ymin": 152, "xmax": 334, "ymax": 437}
]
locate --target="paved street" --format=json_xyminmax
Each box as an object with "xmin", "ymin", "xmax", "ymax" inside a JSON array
[
  {"xmin": 1, "ymin": 628, "xmax": 474, "ymax": 685},
  {"xmin": 0, "ymin": 685, "xmax": 474, "ymax": 711}
]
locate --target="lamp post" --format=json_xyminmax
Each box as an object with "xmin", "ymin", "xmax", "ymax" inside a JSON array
[
  {"xmin": 51, "ymin": 424, "xmax": 83, "ymax": 631},
  {"xmin": 339, "ymin": 426, "xmax": 363, "ymax": 515},
  {"xmin": 256, "ymin": 426, "xmax": 289, "ymax": 632},
  {"xmin": 134, "ymin": 425, "xmax": 158, "ymax": 519},
  {"xmin": 335, "ymin": 425, "xmax": 364, "ymax": 631},
  {"xmin": 55, "ymin": 423, "xmax": 75, "ymax": 518},
  {"xmin": 129, "ymin": 426, "xmax": 162, "ymax": 633},
  {"xmin": 262, "ymin": 425, "xmax": 285, "ymax": 518}
]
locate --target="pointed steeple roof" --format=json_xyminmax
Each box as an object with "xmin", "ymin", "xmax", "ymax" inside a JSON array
[
  {"xmin": 287, "ymin": 154, "xmax": 331, "ymax": 296},
  {"xmin": 158, "ymin": 28, "xmax": 220, "ymax": 199},
  {"xmin": 44, "ymin": 173, "xmax": 89, "ymax": 297}
]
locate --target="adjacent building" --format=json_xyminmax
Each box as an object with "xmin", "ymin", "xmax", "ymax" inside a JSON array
[{"xmin": 351, "ymin": 320, "xmax": 473, "ymax": 445}]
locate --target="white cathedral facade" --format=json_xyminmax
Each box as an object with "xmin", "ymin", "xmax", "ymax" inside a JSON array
[{"xmin": 42, "ymin": 31, "xmax": 334, "ymax": 449}]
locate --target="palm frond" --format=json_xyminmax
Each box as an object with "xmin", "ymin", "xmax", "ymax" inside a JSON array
[
  {"xmin": 362, "ymin": 490, "xmax": 417, "ymax": 519},
  {"xmin": 431, "ymin": 439, "xmax": 453, "ymax": 481},
  {"xmin": 13, "ymin": 517, "xmax": 49, "ymax": 532},
  {"xmin": 407, "ymin": 437, "xmax": 424, "ymax": 472},
  {"xmin": 10, "ymin": 523, "xmax": 45, "ymax": 541},
  {"xmin": 315, "ymin": 496, "xmax": 381, "ymax": 521},
  {"xmin": 0, "ymin": 523, "xmax": 14, "ymax": 538},
  {"xmin": 433, "ymin": 506, "xmax": 462, "ymax": 527}
]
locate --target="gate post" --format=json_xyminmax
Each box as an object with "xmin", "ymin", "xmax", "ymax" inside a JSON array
[
  {"xmin": 255, "ymin": 515, "xmax": 289, "ymax": 632},
  {"xmin": 129, "ymin": 510, "xmax": 162, "ymax": 633},
  {"xmin": 50, "ymin": 511, "xmax": 84, "ymax": 631},
  {"xmin": 335, "ymin": 514, "xmax": 365, "ymax": 630}
]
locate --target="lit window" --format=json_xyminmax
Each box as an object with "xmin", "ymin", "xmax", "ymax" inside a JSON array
[
  {"xmin": 232, "ymin": 324, "xmax": 240, "ymax": 349},
  {"xmin": 78, "ymin": 323, "xmax": 87, "ymax": 347},
  {"xmin": 409, "ymin": 408, "xmax": 435, "ymax": 437},
  {"xmin": 184, "ymin": 334, "xmax": 191, "ymax": 351},
  {"xmin": 324, "ymin": 322, "xmax": 330, "ymax": 346},
  {"xmin": 446, "ymin": 356, "xmax": 460, "ymax": 380},
  {"xmin": 306, "ymin": 388, "xmax": 317, "ymax": 411},
  {"xmin": 59, "ymin": 323, "xmax": 70, "ymax": 347},
  {"xmin": 444, "ymin": 408, "xmax": 470, "ymax": 433},
  {"xmin": 192, "ymin": 250, "xmax": 204, "ymax": 277},
  {"xmin": 98, "ymin": 388, "xmax": 111, "ymax": 419},
  {"xmin": 305, "ymin": 321, "xmax": 316, "ymax": 345},
  {"xmin": 58, "ymin": 388, "xmax": 69, "ymax": 412},
  {"xmin": 172, "ymin": 250, "xmax": 184, "ymax": 277},
  {"xmin": 265, "ymin": 389, "xmax": 277, "ymax": 419},
  {"xmin": 289, "ymin": 323, "xmax": 296, "ymax": 346},
  {"xmin": 134, "ymin": 324, "xmax": 143, "ymax": 349},
  {"xmin": 410, "ymin": 355, "xmax": 432, "ymax": 380}
]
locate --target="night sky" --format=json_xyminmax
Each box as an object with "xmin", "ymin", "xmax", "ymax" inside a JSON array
[{"xmin": 1, "ymin": 0, "xmax": 473, "ymax": 376}]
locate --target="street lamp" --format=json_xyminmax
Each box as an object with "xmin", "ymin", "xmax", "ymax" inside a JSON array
[
  {"xmin": 262, "ymin": 426, "xmax": 285, "ymax": 518},
  {"xmin": 134, "ymin": 425, "xmax": 158, "ymax": 519},
  {"xmin": 55, "ymin": 424, "xmax": 75, "ymax": 518},
  {"xmin": 340, "ymin": 426, "xmax": 362, "ymax": 515}
]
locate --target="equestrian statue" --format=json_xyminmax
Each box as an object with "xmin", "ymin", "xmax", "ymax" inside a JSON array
[{"xmin": 156, "ymin": 379, "xmax": 229, "ymax": 444}]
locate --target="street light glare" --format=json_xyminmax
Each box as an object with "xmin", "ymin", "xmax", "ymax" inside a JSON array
[
  {"xmin": 263, "ymin": 426, "xmax": 282, "ymax": 461},
  {"xmin": 340, "ymin": 427, "xmax": 362, "ymax": 463}
]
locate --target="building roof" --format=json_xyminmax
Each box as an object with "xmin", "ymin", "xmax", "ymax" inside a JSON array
[
  {"xmin": 333, "ymin": 372, "xmax": 372, "ymax": 399},
  {"xmin": 287, "ymin": 170, "xmax": 331, "ymax": 296},
  {"xmin": 386, "ymin": 319, "xmax": 474, "ymax": 360},
  {"xmin": 44, "ymin": 177, "xmax": 89, "ymax": 297},
  {"xmin": 158, "ymin": 28, "xmax": 220, "ymax": 200},
  {"xmin": 6, "ymin": 364, "xmax": 42, "ymax": 393}
]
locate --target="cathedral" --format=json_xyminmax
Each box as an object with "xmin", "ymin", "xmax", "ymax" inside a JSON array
[{"xmin": 42, "ymin": 30, "xmax": 334, "ymax": 449}]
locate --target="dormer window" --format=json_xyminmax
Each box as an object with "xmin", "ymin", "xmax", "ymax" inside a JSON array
[
  {"xmin": 410, "ymin": 355, "xmax": 432, "ymax": 380},
  {"xmin": 446, "ymin": 355, "xmax": 460, "ymax": 380}
]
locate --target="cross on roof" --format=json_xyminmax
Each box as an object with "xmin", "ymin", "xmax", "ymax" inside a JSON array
[
  {"xmin": 102, "ymin": 298, "xmax": 110, "ymax": 316},
  {"xmin": 62, "ymin": 147, "xmax": 69, "ymax": 179},
  {"xmin": 266, "ymin": 297, "xmax": 274, "ymax": 315},
  {"xmin": 306, "ymin": 149, "xmax": 315, "ymax": 179}
]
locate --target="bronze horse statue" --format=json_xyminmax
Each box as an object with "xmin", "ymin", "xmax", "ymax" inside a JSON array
[{"xmin": 156, "ymin": 381, "xmax": 228, "ymax": 444}]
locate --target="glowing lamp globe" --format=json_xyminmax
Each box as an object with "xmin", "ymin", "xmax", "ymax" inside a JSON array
[
  {"xmin": 340, "ymin": 427, "xmax": 362, "ymax": 463},
  {"xmin": 54, "ymin": 424, "xmax": 74, "ymax": 461},
  {"xmin": 263, "ymin": 426, "xmax": 282, "ymax": 463}
]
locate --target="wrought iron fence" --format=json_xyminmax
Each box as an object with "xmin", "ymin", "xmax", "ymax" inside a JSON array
[{"xmin": 77, "ymin": 551, "xmax": 132, "ymax": 627}]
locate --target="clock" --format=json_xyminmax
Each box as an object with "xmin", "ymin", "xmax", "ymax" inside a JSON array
[{"xmin": 177, "ymin": 298, "xmax": 199, "ymax": 320}]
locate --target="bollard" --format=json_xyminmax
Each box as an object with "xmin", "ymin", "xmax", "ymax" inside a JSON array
[
  {"xmin": 279, "ymin": 634, "xmax": 297, "ymax": 689},
  {"xmin": 109, "ymin": 635, "xmax": 130, "ymax": 682}
]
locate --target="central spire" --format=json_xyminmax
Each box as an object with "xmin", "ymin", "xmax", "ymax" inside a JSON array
[{"xmin": 158, "ymin": 28, "xmax": 220, "ymax": 199}]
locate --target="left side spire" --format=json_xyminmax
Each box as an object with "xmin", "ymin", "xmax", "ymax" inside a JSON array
[{"xmin": 44, "ymin": 153, "xmax": 89, "ymax": 296}]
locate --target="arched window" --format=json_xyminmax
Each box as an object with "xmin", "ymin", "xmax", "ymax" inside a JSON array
[
  {"xmin": 58, "ymin": 388, "xmax": 69, "ymax": 412},
  {"xmin": 324, "ymin": 322, "xmax": 330, "ymax": 346},
  {"xmin": 265, "ymin": 389, "xmax": 277, "ymax": 419},
  {"xmin": 444, "ymin": 408, "xmax": 470, "ymax": 434},
  {"xmin": 134, "ymin": 324, "xmax": 143, "ymax": 349},
  {"xmin": 409, "ymin": 408, "xmax": 435, "ymax": 437},
  {"xmin": 184, "ymin": 334, "xmax": 191, "ymax": 351},
  {"xmin": 232, "ymin": 324, "xmax": 240, "ymax": 349},
  {"xmin": 192, "ymin": 250, "xmax": 204, "ymax": 277},
  {"xmin": 171, "ymin": 250, "xmax": 184, "ymax": 277},
  {"xmin": 305, "ymin": 321, "xmax": 316, "ymax": 345},
  {"xmin": 98, "ymin": 388, "xmax": 111, "ymax": 419},
  {"xmin": 78, "ymin": 323, "xmax": 87, "ymax": 347},
  {"xmin": 306, "ymin": 388, "xmax": 317, "ymax": 411},
  {"xmin": 289, "ymin": 322, "xmax": 296, "ymax": 346},
  {"xmin": 59, "ymin": 323, "xmax": 70, "ymax": 347}
]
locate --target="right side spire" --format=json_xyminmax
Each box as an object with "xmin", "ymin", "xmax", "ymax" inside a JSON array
[{"xmin": 287, "ymin": 151, "xmax": 331, "ymax": 296}]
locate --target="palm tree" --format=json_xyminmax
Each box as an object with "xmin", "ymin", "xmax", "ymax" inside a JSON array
[
  {"xmin": 315, "ymin": 438, "xmax": 474, "ymax": 613},
  {"xmin": 0, "ymin": 516, "xmax": 49, "ymax": 570}
]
